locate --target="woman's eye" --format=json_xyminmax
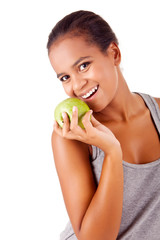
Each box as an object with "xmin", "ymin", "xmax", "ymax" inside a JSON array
[
  {"xmin": 79, "ymin": 62, "xmax": 90, "ymax": 71},
  {"xmin": 60, "ymin": 75, "xmax": 70, "ymax": 82}
]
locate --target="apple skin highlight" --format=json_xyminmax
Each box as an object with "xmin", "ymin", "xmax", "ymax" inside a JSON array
[{"xmin": 54, "ymin": 98, "xmax": 90, "ymax": 129}]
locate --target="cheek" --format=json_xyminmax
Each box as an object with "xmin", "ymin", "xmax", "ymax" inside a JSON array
[
  {"xmin": 104, "ymin": 67, "xmax": 119, "ymax": 96},
  {"xmin": 62, "ymin": 83, "xmax": 74, "ymax": 97},
  {"xmin": 92, "ymin": 60, "xmax": 114, "ymax": 80},
  {"xmin": 100, "ymin": 66, "xmax": 119, "ymax": 101},
  {"xmin": 103, "ymin": 64, "xmax": 118, "ymax": 84}
]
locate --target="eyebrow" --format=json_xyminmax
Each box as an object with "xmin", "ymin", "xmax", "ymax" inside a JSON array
[{"xmin": 57, "ymin": 56, "xmax": 91, "ymax": 78}]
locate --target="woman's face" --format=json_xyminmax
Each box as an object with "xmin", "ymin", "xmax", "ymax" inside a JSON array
[{"xmin": 49, "ymin": 35, "xmax": 120, "ymax": 112}]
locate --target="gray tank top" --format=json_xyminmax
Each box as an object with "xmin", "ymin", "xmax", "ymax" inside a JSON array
[{"xmin": 60, "ymin": 92, "xmax": 160, "ymax": 240}]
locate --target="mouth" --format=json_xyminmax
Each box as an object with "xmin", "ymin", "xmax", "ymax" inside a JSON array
[{"xmin": 81, "ymin": 85, "xmax": 99, "ymax": 100}]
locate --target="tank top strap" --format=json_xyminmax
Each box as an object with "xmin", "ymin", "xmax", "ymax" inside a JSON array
[{"xmin": 135, "ymin": 92, "xmax": 160, "ymax": 137}]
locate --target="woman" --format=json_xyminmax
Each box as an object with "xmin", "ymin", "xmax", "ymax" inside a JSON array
[{"xmin": 47, "ymin": 10, "xmax": 160, "ymax": 240}]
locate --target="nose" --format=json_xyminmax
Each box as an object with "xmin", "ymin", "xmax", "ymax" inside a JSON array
[{"xmin": 72, "ymin": 74, "xmax": 87, "ymax": 93}]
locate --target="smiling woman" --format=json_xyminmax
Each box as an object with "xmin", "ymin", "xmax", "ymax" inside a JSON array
[{"xmin": 47, "ymin": 10, "xmax": 160, "ymax": 240}]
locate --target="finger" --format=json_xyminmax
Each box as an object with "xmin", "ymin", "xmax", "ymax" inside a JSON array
[
  {"xmin": 53, "ymin": 120, "xmax": 63, "ymax": 136},
  {"xmin": 62, "ymin": 112, "xmax": 70, "ymax": 136},
  {"xmin": 90, "ymin": 114, "xmax": 101, "ymax": 127},
  {"xmin": 69, "ymin": 106, "xmax": 88, "ymax": 138},
  {"xmin": 82, "ymin": 110, "xmax": 93, "ymax": 130},
  {"xmin": 70, "ymin": 106, "xmax": 79, "ymax": 130}
]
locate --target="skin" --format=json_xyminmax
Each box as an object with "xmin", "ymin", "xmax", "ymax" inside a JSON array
[{"xmin": 49, "ymin": 34, "xmax": 160, "ymax": 239}]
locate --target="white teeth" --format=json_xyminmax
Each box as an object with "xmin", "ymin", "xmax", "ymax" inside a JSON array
[{"xmin": 82, "ymin": 86, "xmax": 98, "ymax": 99}]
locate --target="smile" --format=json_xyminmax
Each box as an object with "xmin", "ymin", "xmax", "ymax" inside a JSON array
[{"xmin": 81, "ymin": 85, "xmax": 98, "ymax": 99}]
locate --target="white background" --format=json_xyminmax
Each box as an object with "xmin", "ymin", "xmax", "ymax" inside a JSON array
[{"xmin": 0, "ymin": 0, "xmax": 159, "ymax": 239}]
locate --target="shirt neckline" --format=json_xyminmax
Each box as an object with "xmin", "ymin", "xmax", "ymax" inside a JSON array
[{"xmin": 122, "ymin": 157, "xmax": 160, "ymax": 169}]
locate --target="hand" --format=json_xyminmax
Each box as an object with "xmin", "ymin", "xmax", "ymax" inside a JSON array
[{"xmin": 53, "ymin": 106, "xmax": 121, "ymax": 155}]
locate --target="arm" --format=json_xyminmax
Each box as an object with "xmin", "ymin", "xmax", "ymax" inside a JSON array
[{"xmin": 52, "ymin": 108, "xmax": 123, "ymax": 240}]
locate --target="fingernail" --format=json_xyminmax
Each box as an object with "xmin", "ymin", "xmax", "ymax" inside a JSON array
[
  {"xmin": 73, "ymin": 106, "xmax": 77, "ymax": 112},
  {"xmin": 62, "ymin": 112, "xmax": 66, "ymax": 119}
]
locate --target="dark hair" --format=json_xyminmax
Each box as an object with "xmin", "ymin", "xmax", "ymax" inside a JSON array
[{"xmin": 47, "ymin": 10, "xmax": 119, "ymax": 53}]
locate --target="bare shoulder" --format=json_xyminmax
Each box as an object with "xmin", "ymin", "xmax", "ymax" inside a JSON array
[
  {"xmin": 153, "ymin": 97, "xmax": 160, "ymax": 109},
  {"xmin": 51, "ymin": 130, "xmax": 91, "ymax": 162}
]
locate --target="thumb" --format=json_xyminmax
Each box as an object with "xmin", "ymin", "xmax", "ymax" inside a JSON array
[
  {"xmin": 90, "ymin": 114, "xmax": 101, "ymax": 127},
  {"xmin": 82, "ymin": 110, "xmax": 93, "ymax": 126}
]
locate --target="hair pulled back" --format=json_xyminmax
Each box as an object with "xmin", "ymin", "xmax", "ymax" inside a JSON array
[{"xmin": 47, "ymin": 10, "xmax": 118, "ymax": 53}]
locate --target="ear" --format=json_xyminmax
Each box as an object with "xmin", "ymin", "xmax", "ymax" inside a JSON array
[{"xmin": 107, "ymin": 42, "xmax": 121, "ymax": 66}]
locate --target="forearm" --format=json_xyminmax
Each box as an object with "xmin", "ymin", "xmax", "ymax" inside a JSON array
[{"xmin": 78, "ymin": 148, "xmax": 123, "ymax": 240}]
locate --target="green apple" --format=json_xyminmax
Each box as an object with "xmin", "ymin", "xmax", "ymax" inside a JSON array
[{"xmin": 54, "ymin": 98, "xmax": 90, "ymax": 129}]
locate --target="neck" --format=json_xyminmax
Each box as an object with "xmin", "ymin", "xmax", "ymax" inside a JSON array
[{"xmin": 94, "ymin": 68, "xmax": 143, "ymax": 123}]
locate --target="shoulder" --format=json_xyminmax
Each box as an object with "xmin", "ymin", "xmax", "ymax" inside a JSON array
[
  {"xmin": 153, "ymin": 97, "xmax": 160, "ymax": 109},
  {"xmin": 51, "ymin": 130, "xmax": 91, "ymax": 152},
  {"xmin": 51, "ymin": 130, "xmax": 92, "ymax": 162}
]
